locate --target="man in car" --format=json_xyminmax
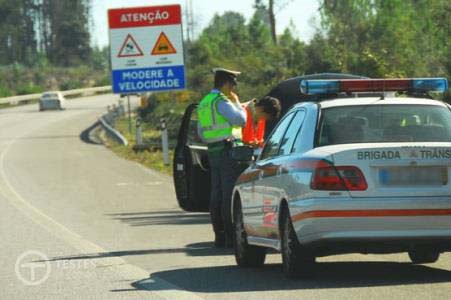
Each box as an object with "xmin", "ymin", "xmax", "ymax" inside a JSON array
[
  {"xmin": 242, "ymin": 96, "xmax": 281, "ymax": 148},
  {"xmin": 197, "ymin": 68, "xmax": 247, "ymax": 247}
]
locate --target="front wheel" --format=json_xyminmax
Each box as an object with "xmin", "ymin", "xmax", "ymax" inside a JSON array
[
  {"xmin": 234, "ymin": 199, "xmax": 266, "ymax": 267},
  {"xmin": 281, "ymin": 208, "xmax": 315, "ymax": 278}
]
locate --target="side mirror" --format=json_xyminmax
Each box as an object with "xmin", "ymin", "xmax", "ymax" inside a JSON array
[{"xmin": 230, "ymin": 146, "xmax": 254, "ymax": 162}]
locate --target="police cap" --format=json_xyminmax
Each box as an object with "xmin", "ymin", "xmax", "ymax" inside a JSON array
[
  {"xmin": 213, "ymin": 68, "xmax": 241, "ymax": 86},
  {"xmin": 212, "ymin": 68, "xmax": 241, "ymax": 76}
]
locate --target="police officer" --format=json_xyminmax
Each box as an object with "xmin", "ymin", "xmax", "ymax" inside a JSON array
[{"xmin": 197, "ymin": 68, "xmax": 246, "ymax": 247}]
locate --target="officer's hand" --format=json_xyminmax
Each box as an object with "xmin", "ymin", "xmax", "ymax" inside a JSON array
[{"xmin": 229, "ymin": 91, "xmax": 240, "ymax": 103}]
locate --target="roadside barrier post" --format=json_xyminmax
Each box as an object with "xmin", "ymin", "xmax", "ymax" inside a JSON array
[
  {"xmin": 118, "ymin": 100, "xmax": 125, "ymax": 116},
  {"xmin": 136, "ymin": 117, "xmax": 143, "ymax": 146},
  {"xmin": 160, "ymin": 118, "xmax": 170, "ymax": 165}
]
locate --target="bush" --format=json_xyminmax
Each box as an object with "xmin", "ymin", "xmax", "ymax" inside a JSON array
[
  {"xmin": 16, "ymin": 83, "xmax": 43, "ymax": 95},
  {"xmin": 0, "ymin": 85, "xmax": 12, "ymax": 97},
  {"xmin": 0, "ymin": 64, "xmax": 110, "ymax": 96}
]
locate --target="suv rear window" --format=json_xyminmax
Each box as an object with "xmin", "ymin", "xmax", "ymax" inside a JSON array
[
  {"xmin": 317, "ymin": 104, "xmax": 451, "ymax": 146},
  {"xmin": 43, "ymin": 93, "xmax": 58, "ymax": 98}
]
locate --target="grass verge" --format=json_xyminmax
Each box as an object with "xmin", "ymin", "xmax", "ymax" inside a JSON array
[{"xmin": 101, "ymin": 113, "xmax": 173, "ymax": 176}]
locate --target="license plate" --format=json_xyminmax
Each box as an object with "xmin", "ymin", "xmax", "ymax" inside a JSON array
[{"xmin": 379, "ymin": 167, "xmax": 448, "ymax": 186}]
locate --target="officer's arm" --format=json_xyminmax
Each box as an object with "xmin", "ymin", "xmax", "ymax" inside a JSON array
[
  {"xmin": 197, "ymin": 122, "xmax": 207, "ymax": 143},
  {"xmin": 217, "ymin": 100, "xmax": 246, "ymax": 126}
]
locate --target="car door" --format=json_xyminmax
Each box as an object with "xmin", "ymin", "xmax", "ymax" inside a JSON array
[
  {"xmin": 246, "ymin": 111, "xmax": 298, "ymax": 237},
  {"xmin": 173, "ymin": 104, "xmax": 211, "ymax": 212}
]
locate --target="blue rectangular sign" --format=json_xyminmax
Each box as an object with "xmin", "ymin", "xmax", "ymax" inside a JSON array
[{"xmin": 112, "ymin": 65, "xmax": 186, "ymax": 94}]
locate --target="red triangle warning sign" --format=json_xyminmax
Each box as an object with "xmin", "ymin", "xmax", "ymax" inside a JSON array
[
  {"xmin": 118, "ymin": 34, "xmax": 144, "ymax": 58},
  {"xmin": 151, "ymin": 32, "xmax": 177, "ymax": 55}
]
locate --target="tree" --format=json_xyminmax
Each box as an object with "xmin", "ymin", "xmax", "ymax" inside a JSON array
[
  {"xmin": 268, "ymin": 0, "xmax": 277, "ymax": 44},
  {"xmin": 248, "ymin": 6, "xmax": 271, "ymax": 49},
  {"xmin": 0, "ymin": 0, "xmax": 38, "ymax": 65},
  {"xmin": 317, "ymin": 0, "xmax": 450, "ymax": 79},
  {"xmin": 0, "ymin": 0, "xmax": 92, "ymax": 67},
  {"xmin": 253, "ymin": 0, "xmax": 293, "ymax": 45},
  {"xmin": 47, "ymin": 0, "xmax": 92, "ymax": 66}
]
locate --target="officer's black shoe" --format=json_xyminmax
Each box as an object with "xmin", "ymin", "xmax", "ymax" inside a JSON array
[{"xmin": 214, "ymin": 234, "xmax": 226, "ymax": 247}]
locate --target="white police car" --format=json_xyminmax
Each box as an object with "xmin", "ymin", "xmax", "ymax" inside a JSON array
[{"xmin": 231, "ymin": 78, "xmax": 451, "ymax": 277}]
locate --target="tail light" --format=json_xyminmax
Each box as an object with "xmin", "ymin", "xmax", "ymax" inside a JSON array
[{"xmin": 310, "ymin": 160, "xmax": 367, "ymax": 191}]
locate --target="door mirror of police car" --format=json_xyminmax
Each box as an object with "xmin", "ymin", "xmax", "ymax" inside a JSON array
[{"xmin": 230, "ymin": 146, "xmax": 254, "ymax": 162}]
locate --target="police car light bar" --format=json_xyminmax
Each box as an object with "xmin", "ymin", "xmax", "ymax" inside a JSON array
[{"xmin": 300, "ymin": 78, "xmax": 448, "ymax": 95}]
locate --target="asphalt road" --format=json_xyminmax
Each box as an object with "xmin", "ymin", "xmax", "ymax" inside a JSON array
[{"xmin": 1, "ymin": 94, "xmax": 451, "ymax": 300}]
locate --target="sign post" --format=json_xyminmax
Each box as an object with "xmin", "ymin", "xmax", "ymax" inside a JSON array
[{"xmin": 127, "ymin": 95, "xmax": 132, "ymax": 133}]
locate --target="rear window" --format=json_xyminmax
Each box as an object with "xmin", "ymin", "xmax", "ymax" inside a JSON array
[
  {"xmin": 43, "ymin": 93, "xmax": 58, "ymax": 98},
  {"xmin": 317, "ymin": 104, "xmax": 451, "ymax": 146}
]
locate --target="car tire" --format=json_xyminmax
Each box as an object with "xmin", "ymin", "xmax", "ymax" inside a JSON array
[
  {"xmin": 234, "ymin": 199, "xmax": 266, "ymax": 267},
  {"xmin": 408, "ymin": 250, "xmax": 440, "ymax": 264},
  {"xmin": 281, "ymin": 207, "xmax": 315, "ymax": 278}
]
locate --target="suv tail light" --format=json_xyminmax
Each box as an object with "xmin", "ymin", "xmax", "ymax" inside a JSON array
[{"xmin": 310, "ymin": 160, "xmax": 367, "ymax": 191}]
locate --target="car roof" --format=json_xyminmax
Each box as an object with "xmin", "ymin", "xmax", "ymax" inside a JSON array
[
  {"xmin": 266, "ymin": 73, "xmax": 368, "ymax": 112},
  {"xmin": 263, "ymin": 73, "xmax": 368, "ymax": 133},
  {"xmin": 293, "ymin": 97, "xmax": 448, "ymax": 110}
]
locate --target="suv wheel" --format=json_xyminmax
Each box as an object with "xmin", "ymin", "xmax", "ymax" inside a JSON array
[
  {"xmin": 408, "ymin": 250, "xmax": 440, "ymax": 264},
  {"xmin": 234, "ymin": 199, "xmax": 266, "ymax": 267},
  {"xmin": 281, "ymin": 207, "xmax": 315, "ymax": 278}
]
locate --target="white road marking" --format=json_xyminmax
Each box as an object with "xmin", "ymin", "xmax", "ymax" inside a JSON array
[{"xmin": 0, "ymin": 111, "xmax": 203, "ymax": 300}]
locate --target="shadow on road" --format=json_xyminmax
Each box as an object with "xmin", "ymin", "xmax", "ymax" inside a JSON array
[
  {"xmin": 80, "ymin": 121, "xmax": 102, "ymax": 145},
  {"xmin": 128, "ymin": 261, "xmax": 451, "ymax": 293},
  {"xmin": 107, "ymin": 210, "xmax": 211, "ymax": 226},
  {"xmin": 40, "ymin": 241, "xmax": 233, "ymax": 263}
]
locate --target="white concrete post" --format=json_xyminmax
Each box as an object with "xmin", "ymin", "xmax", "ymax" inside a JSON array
[
  {"xmin": 136, "ymin": 118, "xmax": 143, "ymax": 146},
  {"xmin": 161, "ymin": 118, "xmax": 169, "ymax": 165}
]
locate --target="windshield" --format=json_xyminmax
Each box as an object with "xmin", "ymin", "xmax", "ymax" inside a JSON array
[{"xmin": 317, "ymin": 104, "xmax": 451, "ymax": 146}]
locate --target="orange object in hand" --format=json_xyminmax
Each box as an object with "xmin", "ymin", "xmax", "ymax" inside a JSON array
[{"xmin": 242, "ymin": 104, "xmax": 266, "ymax": 147}]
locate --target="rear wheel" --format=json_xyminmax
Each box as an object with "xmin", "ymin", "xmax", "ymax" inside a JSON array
[
  {"xmin": 281, "ymin": 207, "xmax": 315, "ymax": 278},
  {"xmin": 408, "ymin": 250, "xmax": 440, "ymax": 264},
  {"xmin": 234, "ymin": 199, "xmax": 266, "ymax": 267}
]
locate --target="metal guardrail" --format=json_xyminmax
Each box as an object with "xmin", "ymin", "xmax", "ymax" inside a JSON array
[
  {"xmin": 99, "ymin": 105, "xmax": 129, "ymax": 146},
  {"xmin": 0, "ymin": 85, "xmax": 112, "ymax": 105}
]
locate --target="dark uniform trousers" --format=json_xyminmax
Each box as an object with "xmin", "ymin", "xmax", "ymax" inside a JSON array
[{"xmin": 208, "ymin": 142, "xmax": 244, "ymax": 241}]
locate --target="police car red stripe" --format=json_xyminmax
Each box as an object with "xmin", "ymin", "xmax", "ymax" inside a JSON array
[{"xmin": 292, "ymin": 208, "xmax": 451, "ymax": 222}]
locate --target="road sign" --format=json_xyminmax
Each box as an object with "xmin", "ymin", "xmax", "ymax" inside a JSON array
[
  {"xmin": 151, "ymin": 32, "xmax": 177, "ymax": 55},
  {"xmin": 118, "ymin": 34, "xmax": 144, "ymax": 58},
  {"xmin": 108, "ymin": 5, "xmax": 185, "ymax": 94}
]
